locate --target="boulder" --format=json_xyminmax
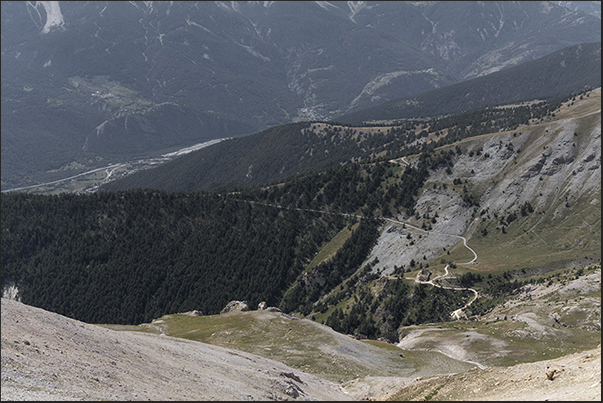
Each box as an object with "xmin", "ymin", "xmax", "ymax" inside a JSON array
[
  {"xmin": 183, "ymin": 310, "xmax": 203, "ymax": 316},
  {"xmin": 258, "ymin": 301, "xmax": 281, "ymax": 312},
  {"xmin": 220, "ymin": 300, "xmax": 250, "ymax": 314}
]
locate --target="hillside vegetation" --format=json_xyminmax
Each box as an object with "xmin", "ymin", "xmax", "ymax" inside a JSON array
[
  {"xmin": 2, "ymin": 89, "xmax": 599, "ymax": 343},
  {"xmin": 102, "ymin": 86, "xmax": 574, "ymax": 193},
  {"xmin": 1, "ymin": 88, "xmax": 600, "ymax": 401}
]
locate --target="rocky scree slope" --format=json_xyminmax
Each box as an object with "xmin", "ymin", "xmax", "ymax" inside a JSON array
[
  {"xmin": 0, "ymin": 297, "xmax": 352, "ymax": 401},
  {"xmin": 366, "ymin": 90, "xmax": 601, "ymax": 275},
  {"xmin": 1, "ymin": 265, "xmax": 600, "ymax": 401}
]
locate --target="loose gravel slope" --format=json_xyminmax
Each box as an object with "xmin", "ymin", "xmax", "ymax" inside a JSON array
[{"xmin": 1, "ymin": 298, "xmax": 352, "ymax": 401}]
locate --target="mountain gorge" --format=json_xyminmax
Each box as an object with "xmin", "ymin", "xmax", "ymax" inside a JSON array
[{"xmin": 1, "ymin": 1, "xmax": 601, "ymax": 189}]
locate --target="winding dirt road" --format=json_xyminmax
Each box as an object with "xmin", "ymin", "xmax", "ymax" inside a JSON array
[
  {"xmin": 410, "ymin": 264, "xmax": 480, "ymax": 320},
  {"xmin": 239, "ymin": 198, "xmax": 481, "ymax": 321}
]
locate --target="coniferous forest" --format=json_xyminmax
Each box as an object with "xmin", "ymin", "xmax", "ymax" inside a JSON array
[
  {"xmin": 2, "ymin": 149, "xmax": 466, "ymax": 336},
  {"xmin": 101, "ymin": 92, "xmax": 572, "ymax": 193},
  {"xmin": 1, "ymin": 91, "xmax": 591, "ymax": 340},
  {"xmin": 1, "ymin": 188, "xmax": 345, "ymax": 324}
]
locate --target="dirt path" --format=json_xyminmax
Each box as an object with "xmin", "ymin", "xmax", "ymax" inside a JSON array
[
  {"xmin": 382, "ymin": 216, "xmax": 478, "ymax": 264},
  {"xmin": 238, "ymin": 198, "xmax": 481, "ymax": 321},
  {"xmin": 237, "ymin": 198, "xmax": 479, "ymax": 266},
  {"xmin": 408, "ymin": 264, "xmax": 480, "ymax": 321}
]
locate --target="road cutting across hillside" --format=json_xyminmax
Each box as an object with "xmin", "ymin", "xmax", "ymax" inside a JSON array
[{"xmin": 410, "ymin": 264, "xmax": 480, "ymax": 321}]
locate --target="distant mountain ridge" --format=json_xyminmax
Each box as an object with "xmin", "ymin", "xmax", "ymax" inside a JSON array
[
  {"xmin": 336, "ymin": 41, "xmax": 602, "ymax": 124},
  {"xmin": 102, "ymin": 42, "xmax": 601, "ymax": 193},
  {"xmin": 551, "ymin": 0, "xmax": 601, "ymax": 18},
  {"xmin": 1, "ymin": 1, "xmax": 601, "ymax": 189}
]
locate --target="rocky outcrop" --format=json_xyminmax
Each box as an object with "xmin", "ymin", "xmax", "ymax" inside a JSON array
[
  {"xmin": 258, "ymin": 301, "xmax": 282, "ymax": 313},
  {"xmin": 220, "ymin": 300, "xmax": 250, "ymax": 314},
  {"xmin": 183, "ymin": 310, "xmax": 203, "ymax": 316}
]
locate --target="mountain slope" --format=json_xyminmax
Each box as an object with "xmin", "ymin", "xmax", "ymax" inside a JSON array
[
  {"xmin": 0, "ymin": 297, "xmax": 352, "ymax": 401},
  {"xmin": 1, "ymin": 89, "xmax": 599, "ymax": 402},
  {"xmin": 336, "ymin": 41, "xmax": 601, "ymax": 123},
  {"xmin": 362, "ymin": 88, "xmax": 602, "ymax": 278},
  {"xmin": 552, "ymin": 1, "xmax": 602, "ymax": 18},
  {"xmin": 381, "ymin": 345, "xmax": 601, "ymax": 401},
  {"xmin": 2, "ymin": 1, "xmax": 600, "ymax": 189},
  {"xmin": 2, "ymin": 88, "xmax": 599, "ymax": 337},
  {"xmin": 2, "ymin": 263, "xmax": 600, "ymax": 401},
  {"xmin": 101, "ymin": 43, "xmax": 600, "ymax": 193},
  {"xmin": 223, "ymin": 87, "xmax": 599, "ymax": 342}
]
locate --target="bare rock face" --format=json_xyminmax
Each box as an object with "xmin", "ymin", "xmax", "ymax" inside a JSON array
[
  {"xmin": 184, "ymin": 310, "xmax": 203, "ymax": 316},
  {"xmin": 258, "ymin": 301, "xmax": 281, "ymax": 312},
  {"xmin": 220, "ymin": 300, "xmax": 250, "ymax": 314}
]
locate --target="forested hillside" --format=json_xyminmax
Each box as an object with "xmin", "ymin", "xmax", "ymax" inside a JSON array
[
  {"xmin": 1, "ymin": 189, "xmax": 343, "ymax": 324},
  {"xmin": 0, "ymin": 87, "xmax": 600, "ymax": 341},
  {"xmin": 103, "ymin": 88, "xmax": 574, "ymax": 193},
  {"xmin": 2, "ymin": 139, "xmax": 479, "ymax": 330}
]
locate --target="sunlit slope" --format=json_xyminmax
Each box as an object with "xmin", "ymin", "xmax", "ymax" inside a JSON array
[
  {"xmin": 375, "ymin": 88, "xmax": 602, "ymax": 278},
  {"xmin": 106, "ymin": 309, "xmax": 477, "ymax": 384},
  {"xmin": 446, "ymin": 92, "xmax": 601, "ymax": 273}
]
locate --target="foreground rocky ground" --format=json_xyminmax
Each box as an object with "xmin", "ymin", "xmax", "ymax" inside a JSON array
[
  {"xmin": 2, "ymin": 292, "xmax": 600, "ymax": 401},
  {"xmin": 379, "ymin": 344, "xmax": 601, "ymax": 401},
  {"xmin": 1, "ymin": 298, "xmax": 352, "ymax": 401}
]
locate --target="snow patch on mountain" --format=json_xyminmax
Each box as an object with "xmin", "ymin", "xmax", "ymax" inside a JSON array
[
  {"xmin": 26, "ymin": 1, "xmax": 64, "ymax": 33},
  {"xmin": 347, "ymin": 1, "xmax": 367, "ymax": 23},
  {"xmin": 239, "ymin": 43, "xmax": 271, "ymax": 62},
  {"xmin": 315, "ymin": 1, "xmax": 338, "ymax": 11},
  {"xmin": 214, "ymin": 1, "xmax": 231, "ymax": 12}
]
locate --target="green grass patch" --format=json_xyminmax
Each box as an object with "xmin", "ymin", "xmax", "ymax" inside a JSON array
[
  {"xmin": 306, "ymin": 222, "xmax": 359, "ymax": 271},
  {"xmin": 106, "ymin": 309, "xmax": 479, "ymax": 383}
]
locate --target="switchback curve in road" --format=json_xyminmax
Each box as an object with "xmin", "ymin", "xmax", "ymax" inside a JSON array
[{"xmin": 411, "ymin": 265, "xmax": 480, "ymax": 322}]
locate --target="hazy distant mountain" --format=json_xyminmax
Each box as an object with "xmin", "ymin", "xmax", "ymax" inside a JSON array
[
  {"xmin": 1, "ymin": 1, "xmax": 601, "ymax": 189},
  {"xmin": 101, "ymin": 41, "xmax": 601, "ymax": 193},
  {"xmin": 337, "ymin": 41, "xmax": 601, "ymax": 124},
  {"xmin": 550, "ymin": 1, "xmax": 601, "ymax": 18}
]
